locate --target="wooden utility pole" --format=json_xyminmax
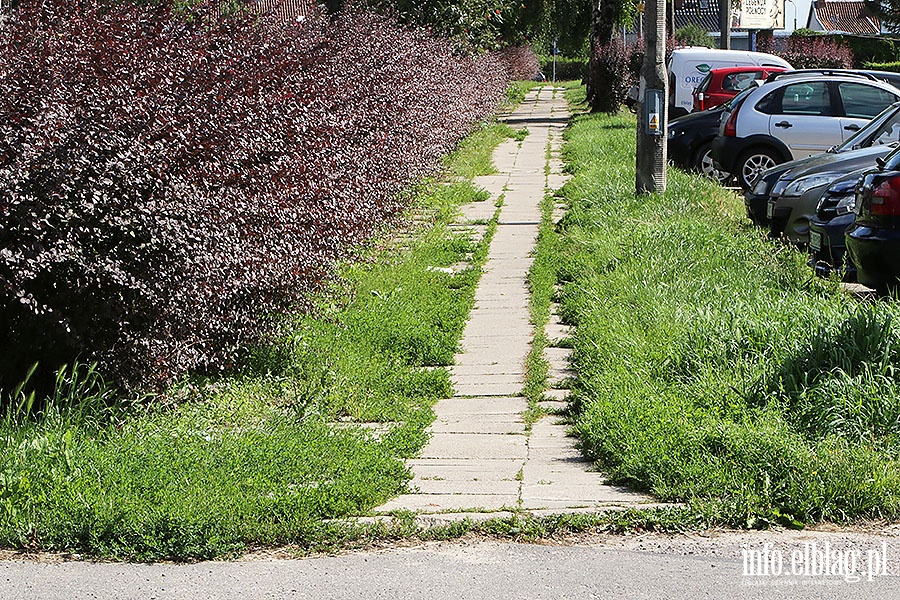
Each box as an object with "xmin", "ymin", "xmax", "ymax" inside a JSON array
[{"xmin": 635, "ymin": 0, "xmax": 667, "ymax": 195}]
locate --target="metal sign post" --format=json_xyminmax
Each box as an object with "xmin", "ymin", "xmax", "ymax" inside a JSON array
[{"xmin": 552, "ymin": 39, "xmax": 558, "ymax": 83}]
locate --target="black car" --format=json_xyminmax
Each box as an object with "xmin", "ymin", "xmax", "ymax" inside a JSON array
[
  {"xmin": 808, "ymin": 172, "xmax": 862, "ymax": 281},
  {"xmin": 861, "ymin": 70, "xmax": 900, "ymax": 92},
  {"xmin": 667, "ymin": 106, "xmax": 729, "ymax": 182},
  {"xmin": 667, "ymin": 86, "xmax": 760, "ymax": 183},
  {"xmin": 745, "ymin": 167, "xmax": 788, "ymax": 226},
  {"xmin": 845, "ymin": 146, "xmax": 900, "ymax": 291}
]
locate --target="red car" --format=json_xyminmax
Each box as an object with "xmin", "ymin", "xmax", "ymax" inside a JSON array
[{"xmin": 692, "ymin": 66, "xmax": 788, "ymax": 112}]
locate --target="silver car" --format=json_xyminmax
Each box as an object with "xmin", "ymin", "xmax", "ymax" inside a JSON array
[{"xmin": 711, "ymin": 71, "xmax": 900, "ymax": 189}]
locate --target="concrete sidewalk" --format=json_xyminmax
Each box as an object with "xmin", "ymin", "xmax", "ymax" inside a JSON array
[{"xmin": 376, "ymin": 87, "xmax": 656, "ymax": 521}]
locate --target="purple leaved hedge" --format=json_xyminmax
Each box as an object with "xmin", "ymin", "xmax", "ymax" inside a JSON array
[{"xmin": 0, "ymin": 0, "xmax": 508, "ymax": 394}]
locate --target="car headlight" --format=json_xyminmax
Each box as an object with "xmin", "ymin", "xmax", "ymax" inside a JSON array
[
  {"xmin": 781, "ymin": 173, "xmax": 841, "ymax": 197},
  {"xmin": 752, "ymin": 177, "xmax": 770, "ymax": 195},
  {"xmin": 834, "ymin": 194, "xmax": 857, "ymax": 216},
  {"xmin": 770, "ymin": 177, "xmax": 791, "ymax": 197}
]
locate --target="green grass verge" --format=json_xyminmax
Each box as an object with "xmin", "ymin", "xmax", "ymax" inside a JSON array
[
  {"xmin": 523, "ymin": 191, "xmax": 559, "ymax": 424},
  {"xmin": 552, "ymin": 87, "xmax": 900, "ymax": 528},
  {"xmin": 505, "ymin": 80, "xmax": 543, "ymax": 107},
  {"xmin": 0, "ymin": 119, "xmax": 515, "ymax": 561}
]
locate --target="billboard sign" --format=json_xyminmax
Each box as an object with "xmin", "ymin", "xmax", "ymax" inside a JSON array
[{"xmin": 732, "ymin": 0, "xmax": 786, "ymax": 29}]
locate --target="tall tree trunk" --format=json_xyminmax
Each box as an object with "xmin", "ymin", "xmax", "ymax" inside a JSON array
[{"xmin": 588, "ymin": 0, "xmax": 623, "ymax": 113}]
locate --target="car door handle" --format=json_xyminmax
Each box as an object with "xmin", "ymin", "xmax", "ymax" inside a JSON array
[
  {"xmin": 844, "ymin": 124, "xmax": 861, "ymax": 131},
  {"xmin": 775, "ymin": 121, "xmax": 793, "ymax": 128}
]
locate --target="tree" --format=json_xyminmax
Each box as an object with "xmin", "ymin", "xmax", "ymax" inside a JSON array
[
  {"xmin": 524, "ymin": 0, "xmax": 593, "ymax": 56},
  {"xmin": 588, "ymin": 0, "xmax": 629, "ymax": 112},
  {"xmin": 356, "ymin": 1, "xmax": 531, "ymax": 50},
  {"xmin": 865, "ymin": 1, "xmax": 900, "ymax": 33},
  {"xmin": 675, "ymin": 23, "xmax": 713, "ymax": 48}
]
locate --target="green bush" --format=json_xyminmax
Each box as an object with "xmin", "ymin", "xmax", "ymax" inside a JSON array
[
  {"xmin": 834, "ymin": 34, "xmax": 900, "ymax": 67},
  {"xmin": 867, "ymin": 61, "xmax": 900, "ymax": 72},
  {"xmin": 540, "ymin": 56, "xmax": 587, "ymax": 81},
  {"xmin": 675, "ymin": 24, "xmax": 714, "ymax": 48}
]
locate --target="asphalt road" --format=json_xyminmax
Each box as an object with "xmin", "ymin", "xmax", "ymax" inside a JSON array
[{"xmin": 4, "ymin": 529, "xmax": 900, "ymax": 599}]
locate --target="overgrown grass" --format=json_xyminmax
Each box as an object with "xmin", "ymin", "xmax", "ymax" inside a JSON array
[
  {"xmin": 523, "ymin": 190, "xmax": 559, "ymax": 424},
  {"xmin": 446, "ymin": 83, "xmax": 535, "ymax": 180},
  {"xmin": 446, "ymin": 122, "xmax": 518, "ymax": 179},
  {"xmin": 0, "ymin": 119, "xmax": 515, "ymax": 561},
  {"xmin": 505, "ymin": 80, "xmax": 542, "ymax": 107},
  {"xmin": 551, "ymin": 89, "xmax": 900, "ymax": 528}
]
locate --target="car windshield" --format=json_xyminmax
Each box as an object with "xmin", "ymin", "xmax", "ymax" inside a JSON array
[
  {"xmin": 882, "ymin": 143, "xmax": 900, "ymax": 171},
  {"xmin": 834, "ymin": 102, "xmax": 900, "ymax": 152}
]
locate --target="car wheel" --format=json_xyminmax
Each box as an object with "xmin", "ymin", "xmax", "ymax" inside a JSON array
[
  {"xmin": 737, "ymin": 149, "xmax": 779, "ymax": 190},
  {"xmin": 694, "ymin": 143, "xmax": 730, "ymax": 184}
]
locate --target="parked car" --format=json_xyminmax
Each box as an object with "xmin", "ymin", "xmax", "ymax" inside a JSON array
[
  {"xmin": 860, "ymin": 70, "xmax": 900, "ymax": 91},
  {"xmin": 745, "ymin": 101, "xmax": 900, "ymax": 226},
  {"xmin": 692, "ymin": 66, "xmax": 788, "ymax": 112},
  {"xmin": 667, "ymin": 47, "xmax": 791, "ymax": 118},
  {"xmin": 765, "ymin": 101, "xmax": 900, "ymax": 242},
  {"xmin": 846, "ymin": 145, "xmax": 900, "ymax": 291},
  {"xmin": 711, "ymin": 72, "xmax": 900, "ymax": 189},
  {"xmin": 808, "ymin": 173, "xmax": 862, "ymax": 280},
  {"xmin": 745, "ymin": 167, "xmax": 789, "ymax": 226},
  {"xmin": 668, "ymin": 86, "xmax": 762, "ymax": 182},
  {"xmin": 767, "ymin": 144, "xmax": 897, "ymax": 243}
]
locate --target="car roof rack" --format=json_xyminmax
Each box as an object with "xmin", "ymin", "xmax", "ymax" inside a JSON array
[{"xmin": 764, "ymin": 69, "xmax": 878, "ymax": 83}]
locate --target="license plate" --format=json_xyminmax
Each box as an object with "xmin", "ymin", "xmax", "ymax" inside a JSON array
[
  {"xmin": 810, "ymin": 231, "xmax": 822, "ymax": 251},
  {"xmin": 766, "ymin": 201, "xmax": 774, "ymax": 219}
]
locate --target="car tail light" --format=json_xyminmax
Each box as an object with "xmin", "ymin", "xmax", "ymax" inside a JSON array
[
  {"xmin": 871, "ymin": 175, "xmax": 900, "ymax": 216},
  {"xmin": 723, "ymin": 103, "xmax": 740, "ymax": 137}
]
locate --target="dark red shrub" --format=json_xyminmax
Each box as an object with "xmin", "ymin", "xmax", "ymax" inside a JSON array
[
  {"xmin": 495, "ymin": 46, "xmax": 540, "ymax": 81},
  {"xmin": 588, "ymin": 37, "xmax": 679, "ymax": 113},
  {"xmin": 0, "ymin": 0, "xmax": 506, "ymax": 396},
  {"xmin": 589, "ymin": 39, "xmax": 634, "ymax": 113},
  {"xmin": 760, "ymin": 35, "xmax": 854, "ymax": 69}
]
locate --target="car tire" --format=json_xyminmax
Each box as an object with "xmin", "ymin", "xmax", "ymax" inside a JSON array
[
  {"xmin": 737, "ymin": 148, "xmax": 780, "ymax": 190},
  {"xmin": 694, "ymin": 143, "xmax": 730, "ymax": 184}
]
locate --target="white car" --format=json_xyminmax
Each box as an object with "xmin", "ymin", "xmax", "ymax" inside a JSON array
[
  {"xmin": 666, "ymin": 47, "xmax": 791, "ymax": 118},
  {"xmin": 711, "ymin": 71, "xmax": 900, "ymax": 189}
]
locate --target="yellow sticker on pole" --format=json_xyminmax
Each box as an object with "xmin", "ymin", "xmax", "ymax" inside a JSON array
[{"xmin": 649, "ymin": 113, "xmax": 659, "ymax": 132}]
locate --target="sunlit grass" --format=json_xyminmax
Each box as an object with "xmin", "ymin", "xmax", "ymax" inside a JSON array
[
  {"xmin": 0, "ymin": 117, "xmax": 515, "ymax": 560},
  {"xmin": 550, "ymin": 99, "xmax": 900, "ymax": 527}
]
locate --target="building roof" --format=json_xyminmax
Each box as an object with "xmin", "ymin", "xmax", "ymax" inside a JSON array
[
  {"xmin": 808, "ymin": 0, "xmax": 880, "ymax": 34},
  {"xmin": 673, "ymin": 0, "xmax": 723, "ymax": 32},
  {"xmin": 257, "ymin": 0, "xmax": 315, "ymax": 23}
]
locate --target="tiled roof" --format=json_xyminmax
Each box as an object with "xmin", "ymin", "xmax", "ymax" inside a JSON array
[
  {"xmin": 257, "ymin": 0, "xmax": 316, "ymax": 23},
  {"xmin": 811, "ymin": 0, "xmax": 880, "ymax": 34},
  {"xmin": 673, "ymin": 0, "xmax": 723, "ymax": 32},
  {"xmin": 210, "ymin": 0, "xmax": 316, "ymax": 23}
]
